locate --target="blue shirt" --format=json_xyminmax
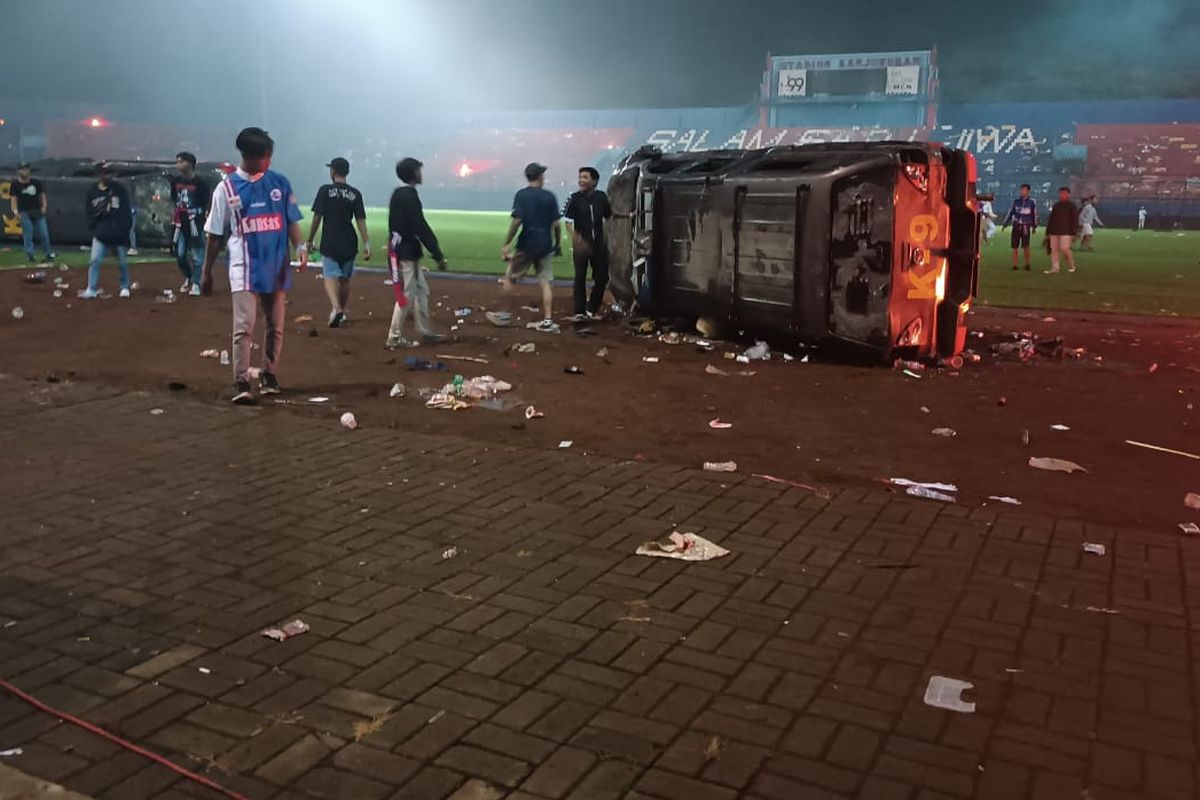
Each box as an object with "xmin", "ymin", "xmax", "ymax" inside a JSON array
[
  {"xmin": 511, "ymin": 187, "xmax": 561, "ymax": 258},
  {"xmin": 205, "ymin": 169, "xmax": 303, "ymax": 294},
  {"xmin": 1004, "ymin": 196, "xmax": 1038, "ymax": 229}
]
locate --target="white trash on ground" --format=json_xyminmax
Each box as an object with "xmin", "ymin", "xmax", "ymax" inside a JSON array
[
  {"xmin": 1082, "ymin": 542, "xmax": 1107, "ymax": 556},
  {"xmin": 636, "ymin": 531, "xmax": 730, "ymax": 562},
  {"xmin": 703, "ymin": 461, "xmax": 738, "ymax": 473},
  {"xmin": 262, "ymin": 619, "xmax": 310, "ymax": 641},
  {"xmin": 1029, "ymin": 456, "xmax": 1088, "ymax": 473},
  {"xmin": 340, "ymin": 412, "xmax": 358, "ymax": 429},
  {"xmin": 923, "ymin": 676, "xmax": 976, "ymax": 714},
  {"xmin": 889, "ymin": 478, "xmax": 957, "ymax": 503}
]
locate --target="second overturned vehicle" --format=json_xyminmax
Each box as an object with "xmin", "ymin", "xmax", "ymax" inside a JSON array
[{"xmin": 605, "ymin": 141, "xmax": 981, "ymax": 362}]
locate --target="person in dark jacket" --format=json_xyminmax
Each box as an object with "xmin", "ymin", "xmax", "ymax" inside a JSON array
[
  {"xmin": 563, "ymin": 166, "xmax": 612, "ymax": 319},
  {"xmin": 80, "ymin": 162, "xmax": 133, "ymax": 299},
  {"xmin": 170, "ymin": 152, "xmax": 212, "ymax": 296},
  {"xmin": 386, "ymin": 157, "xmax": 448, "ymax": 348},
  {"xmin": 1045, "ymin": 186, "xmax": 1078, "ymax": 274}
]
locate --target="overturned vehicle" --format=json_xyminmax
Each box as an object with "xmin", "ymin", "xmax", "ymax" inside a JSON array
[{"xmin": 605, "ymin": 142, "xmax": 980, "ymax": 362}]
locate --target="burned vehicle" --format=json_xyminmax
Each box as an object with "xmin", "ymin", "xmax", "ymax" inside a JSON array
[
  {"xmin": 1, "ymin": 159, "xmax": 231, "ymax": 248},
  {"xmin": 605, "ymin": 142, "xmax": 980, "ymax": 362}
]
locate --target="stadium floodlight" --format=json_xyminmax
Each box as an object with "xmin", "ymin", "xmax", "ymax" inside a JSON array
[{"xmin": 88, "ymin": 117, "xmax": 107, "ymax": 128}]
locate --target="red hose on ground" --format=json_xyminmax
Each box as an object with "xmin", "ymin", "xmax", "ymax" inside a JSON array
[{"xmin": 0, "ymin": 677, "xmax": 249, "ymax": 800}]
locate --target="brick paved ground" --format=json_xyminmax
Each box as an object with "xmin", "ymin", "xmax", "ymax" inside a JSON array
[{"xmin": 0, "ymin": 373, "xmax": 1196, "ymax": 800}]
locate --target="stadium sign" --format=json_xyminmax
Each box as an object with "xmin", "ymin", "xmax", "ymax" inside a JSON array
[{"xmin": 777, "ymin": 69, "xmax": 808, "ymax": 98}]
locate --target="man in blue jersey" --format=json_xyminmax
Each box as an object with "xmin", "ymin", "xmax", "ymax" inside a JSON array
[
  {"xmin": 200, "ymin": 127, "xmax": 307, "ymax": 405},
  {"xmin": 1002, "ymin": 183, "xmax": 1038, "ymax": 272}
]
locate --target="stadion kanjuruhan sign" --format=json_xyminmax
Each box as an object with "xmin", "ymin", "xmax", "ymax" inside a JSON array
[{"xmin": 777, "ymin": 69, "xmax": 808, "ymax": 98}]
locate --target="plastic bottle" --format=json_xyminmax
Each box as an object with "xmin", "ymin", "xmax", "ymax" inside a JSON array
[
  {"xmin": 453, "ymin": 375, "xmax": 465, "ymax": 397},
  {"xmin": 219, "ymin": 350, "xmax": 230, "ymax": 366}
]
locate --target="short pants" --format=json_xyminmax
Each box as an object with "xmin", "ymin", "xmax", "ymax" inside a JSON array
[
  {"xmin": 1010, "ymin": 225, "xmax": 1032, "ymax": 249},
  {"xmin": 322, "ymin": 256, "xmax": 355, "ymax": 279},
  {"xmin": 506, "ymin": 251, "xmax": 554, "ymax": 283}
]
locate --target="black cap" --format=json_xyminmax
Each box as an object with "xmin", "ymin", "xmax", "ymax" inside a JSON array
[
  {"xmin": 326, "ymin": 157, "xmax": 350, "ymax": 177},
  {"xmin": 96, "ymin": 161, "xmax": 114, "ymax": 175},
  {"xmin": 395, "ymin": 157, "xmax": 423, "ymax": 184},
  {"xmin": 524, "ymin": 162, "xmax": 547, "ymax": 181},
  {"xmin": 16, "ymin": 162, "xmax": 31, "ymax": 170}
]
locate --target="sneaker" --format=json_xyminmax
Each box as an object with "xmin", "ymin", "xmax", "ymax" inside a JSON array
[
  {"xmin": 47, "ymin": 252, "xmax": 57, "ymax": 261},
  {"xmin": 1012, "ymin": 265, "xmax": 1019, "ymax": 271},
  {"xmin": 1024, "ymin": 264, "xmax": 1031, "ymax": 271},
  {"xmin": 127, "ymin": 248, "xmax": 139, "ymax": 256},
  {"xmin": 77, "ymin": 288, "xmax": 100, "ymax": 300},
  {"xmin": 385, "ymin": 336, "xmax": 413, "ymax": 350},
  {"xmin": 259, "ymin": 372, "xmax": 281, "ymax": 395},
  {"xmin": 1068, "ymin": 266, "xmax": 1076, "ymax": 273},
  {"xmin": 1044, "ymin": 269, "xmax": 1060, "ymax": 274},
  {"xmin": 119, "ymin": 287, "xmax": 131, "ymax": 299},
  {"xmin": 329, "ymin": 310, "xmax": 345, "ymax": 328},
  {"xmin": 421, "ymin": 332, "xmax": 448, "ymax": 344},
  {"xmin": 535, "ymin": 319, "xmax": 560, "ymax": 333},
  {"xmin": 180, "ymin": 279, "xmax": 192, "ymax": 293},
  {"xmin": 571, "ymin": 313, "xmax": 588, "ymax": 322},
  {"xmin": 231, "ymin": 380, "xmax": 254, "ymax": 405},
  {"xmin": 189, "ymin": 283, "xmax": 201, "ymax": 297}
]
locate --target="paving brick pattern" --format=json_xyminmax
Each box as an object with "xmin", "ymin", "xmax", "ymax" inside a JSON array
[{"xmin": 0, "ymin": 375, "xmax": 1196, "ymax": 799}]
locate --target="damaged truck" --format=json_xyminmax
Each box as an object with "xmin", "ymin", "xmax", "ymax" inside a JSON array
[{"xmin": 605, "ymin": 142, "xmax": 980, "ymax": 362}]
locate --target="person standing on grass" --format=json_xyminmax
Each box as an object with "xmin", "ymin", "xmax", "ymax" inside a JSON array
[
  {"xmin": 385, "ymin": 157, "xmax": 448, "ymax": 348},
  {"xmin": 1002, "ymin": 183, "xmax": 1037, "ymax": 271},
  {"xmin": 307, "ymin": 157, "xmax": 370, "ymax": 328},
  {"xmin": 200, "ymin": 127, "xmax": 307, "ymax": 405},
  {"xmin": 1137, "ymin": 204, "xmax": 1148, "ymax": 230},
  {"xmin": 170, "ymin": 151, "xmax": 211, "ymax": 296},
  {"xmin": 9, "ymin": 162, "xmax": 56, "ymax": 264},
  {"xmin": 1045, "ymin": 187, "xmax": 1078, "ymax": 274},
  {"xmin": 1077, "ymin": 196, "xmax": 1103, "ymax": 251},
  {"xmin": 501, "ymin": 162, "xmax": 562, "ymax": 332},
  {"xmin": 563, "ymin": 166, "xmax": 612, "ymax": 320},
  {"xmin": 80, "ymin": 162, "xmax": 132, "ymax": 299}
]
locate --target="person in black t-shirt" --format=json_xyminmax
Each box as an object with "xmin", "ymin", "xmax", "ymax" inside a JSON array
[
  {"xmin": 170, "ymin": 151, "xmax": 212, "ymax": 296},
  {"xmin": 81, "ymin": 162, "xmax": 133, "ymax": 299},
  {"xmin": 386, "ymin": 157, "xmax": 448, "ymax": 348},
  {"xmin": 563, "ymin": 166, "xmax": 612, "ymax": 319},
  {"xmin": 8, "ymin": 163, "xmax": 56, "ymax": 263},
  {"xmin": 306, "ymin": 157, "xmax": 369, "ymax": 328}
]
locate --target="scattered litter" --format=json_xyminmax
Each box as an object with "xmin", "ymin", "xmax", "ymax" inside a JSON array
[
  {"xmin": 1028, "ymin": 456, "xmax": 1088, "ymax": 473},
  {"xmin": 389, "ymin": 383, "xmax": 405, "ymax": 398},
  {"xmin": 293, "ymin": 314, "xmax": 313, "ymax": 323},
  {"xmin": 307, "ymin": 397, "xmax": 330, "ymax": 404},
  {"xmin": 659, "ymin": 332, "xmax": 682, "ymax": 345},
  {"xmin": 198, "ymin": 667, "xmax": 212, "ymax": 675},
  {"xmin": 436, "ymin": 375, "xmax": 512, "ymax": 401},
  {"xmin": 11, "ymin": 307, "xmax": 24, "ymax": 320},
  {"xmin": 485, "ymin": 311, "xmax": 513, "ymax": 327},
  {"xmin": 889, "ymin": 478, "xmax": 957, "ymax": 502},
  {"xmin": 754, "ymin": 474, "xmax": 825, "ymax": 494},
  {"xmin": 262, "ymin": 619, "xmax": 310, "ymax": 641},
  {"xmin": 703, "ymin": 461, "xmax": 738, "ymax": 473},
  {"xmin": 988, "ymin": 496, "xmax": 1023, "ymax": 505},
  {"xmin": 219, "ymin": 350, "xmax": 230, "ymax": 366},
  {"xmin": 427, "ymin": 710, "xmax": 446, "ymax": 725},
  {"xmin": 1021, "ymin": 429, "xmax": 1030, "ymax": 446},
  {"xmin": 703, "ymin": 735, "xmax": 723, "ymax": 763},
  {"xmin": 437, "ymin": 354, "xmax": 489, "ymax": 364},
  {"xmin": 405, "ymin": 356, "xmax": 449, "ymax": 371},
  {"xmin": 2, "ymin": 621, "xmax": 14, "ymax": 629},
  {"xmin": 595, "ymin": 347, "xmax": 609, "ymax": 358},
  {"xmin": 1082, "ymin": 542, "xmax": 1106, "ymax": 556},
  {"xmin": 1179, "ymin": 523, "xmax": 1200, "ymax": 535},
  {"xmin": 902, "ymin": 369, "xmax": 922, "ymax": 379},
  {"xmin": 643, "ymin": 357, "xmax": 660, "ymax": 364},
  {"xmin": 340, "ymin": 412, "xmax": 358, "ymax": 429},
  {"xmin": 920, "ymin": 406, "xmax": 931, "ymax": 414},
  {"xmin": 426, "ymin": 393, "xmax": 470, "ymax": 411},
  {"xmin": 923, "ymin": 676, "xmax": 976, "ymax": 714},
  {"xmin": 559, "ymin": 440, "xmax": 573, "ymax": 449},
  {"xmin": 0, "ymin": 748, "xmax": 23, "ymax": 757},
  {"xmin": 24, "ymin": 270, "xmax": 46, "ymax": 284},
  {"xmin": 783, "ymin": 353, "xmax": 794, "ymax": 362},
  {"xmin": 1084, "ymin": 606, "xmax": 1120, "ymax": 614},
  {"xmin": 743, "ymin": 341, "xmax": 771, "ymax": 361},
  {"xmin": 997, "ymin": 396, "xmax": 1007, "ymax": 407},
  {"xmin": 525, "ymin": 321, "xmax": 561, "ymax": 334},
  {"xmin": 149, "ymin": 408, "xmax": 164, "ymax": 416},
  {"xmin": 1050, "ymin": 424, "xmax": 1070, "ymax": 431},
  {"xmin": 1149, "ymin": 363, "xmax": 1159, "ymax": 374},
  {"xmin": 525, "ymin": 405, "xmax": 544, "ymax": 420},
  {"xmin": 1125, "ymin": 440, "xmax": 1200, "ymax": 461},
  {"xmin": 931, "ymin": 428, "xmax": 956, "ymax": 437},
  {"xmin": 442, "ymin": 547, "xmax": 458, "ymax": 560},
  {"xmin": 515, "ymin": 342, "xmax": 536, "ymax": 354},
  {"xmin": 1041, "ymin": 316, "xmax": 1057, "ymax": 323},
  {"xmin": 708, "ymin": 419, "xmax": 732, "ymax": 430},
  {"xmin": 705, "ymin": 364, "xmax": 757, "ymax": 377},
  {"xmin": 200, "ymin": 349, "xmax": 221, "ymax": 359},
  {"xmin": 636, "ymin": 530, "xmax": 730, "ymax": 561},
  {"xmin": 1185, "ymin": 493, "xmax": 1200, "ymax": 510},
  {"xmin": 53, "ymin": 290, "xmax": 63, "ymax": 298},
  {"xmin": 454, "ymin": 307, "xmax": 473, "ymax": 317},
  {"xmin": 521, "ymin": 304, "xmax": 540, "ymax": 313},
  {"xmin": 564, "ymin": 366, "xmax": 584, "ymax": 375}
]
